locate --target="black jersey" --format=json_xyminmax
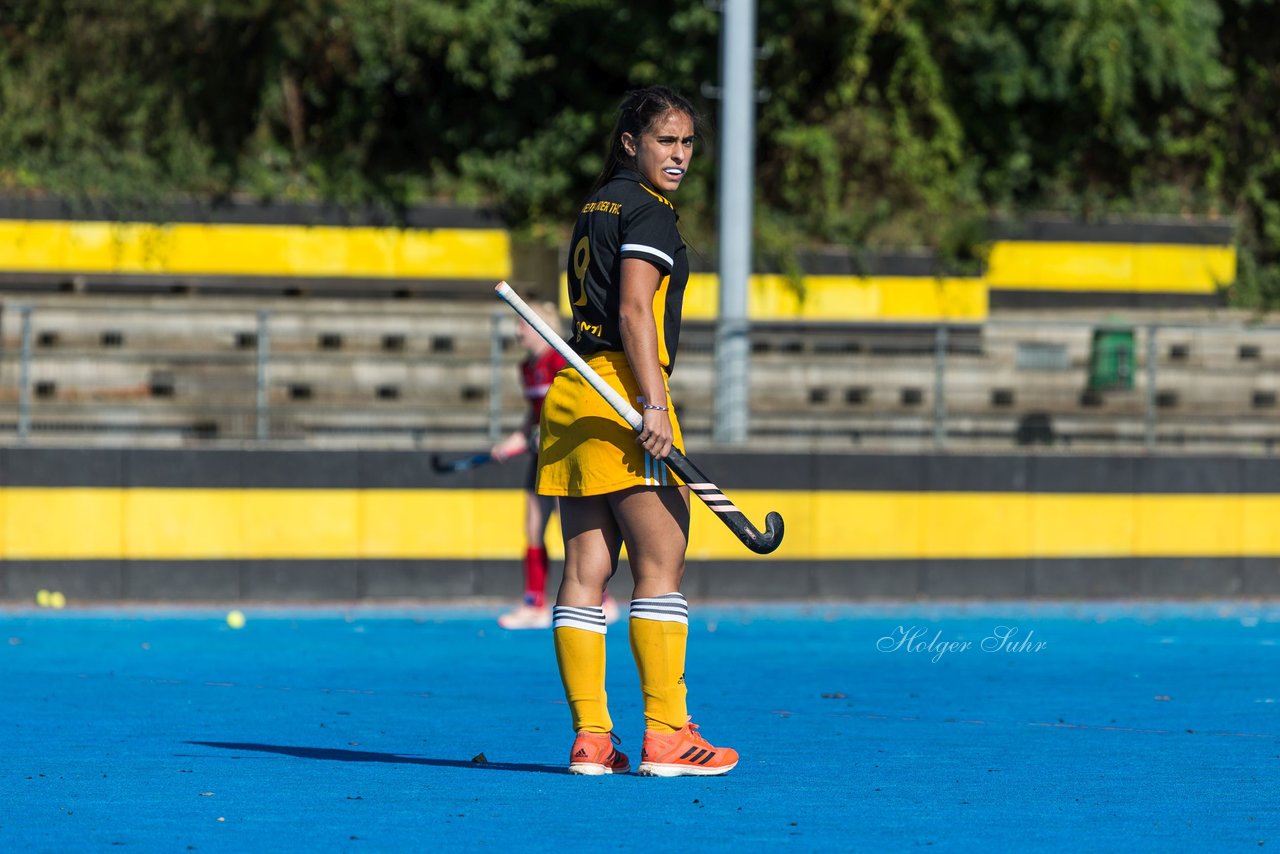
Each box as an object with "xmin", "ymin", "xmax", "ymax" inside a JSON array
[{"xmin": 565, "ymin": 168, "xmax": 689, "ymax": 372}]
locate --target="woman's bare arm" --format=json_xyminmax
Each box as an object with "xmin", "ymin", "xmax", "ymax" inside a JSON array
[{"xmin": 618, "ymin": 257, "xmax": 674, "ymax": 459}]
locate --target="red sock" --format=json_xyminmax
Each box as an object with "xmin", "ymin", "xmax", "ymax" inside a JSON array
[{"xmin": 523, "ymin": 547, "xmax": 549, "ymax": 608}]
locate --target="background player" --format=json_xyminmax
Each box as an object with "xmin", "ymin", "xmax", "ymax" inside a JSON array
[{"xmin": 494, "ymin": 302, "xmax": 619, "ymax": 629}]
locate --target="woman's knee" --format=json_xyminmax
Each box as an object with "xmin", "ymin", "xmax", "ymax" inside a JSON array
[
  {"xmin": 631, "ymin": 562, "xmax": 685, "ymax": 598},
  {"xmin": 611, "ymin": 488, "xmax": 688, "ymax": 558},
  {"xmin": 557, "ymin": 496, "xmax": 622, "ymax": 601},
  {"xmin": 608, "ymin": 487, "xmax": 689, "ymax": 595}
]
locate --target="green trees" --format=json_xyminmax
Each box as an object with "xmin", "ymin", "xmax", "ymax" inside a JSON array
[{"xmin": 0, "ymin": 0, "xmax": 1275, "ymax": 303}]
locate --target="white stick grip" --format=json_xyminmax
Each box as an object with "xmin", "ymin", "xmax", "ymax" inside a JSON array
[{"xmin": 494, "ymin": 281, "xmax": 643, "ymax": 431}]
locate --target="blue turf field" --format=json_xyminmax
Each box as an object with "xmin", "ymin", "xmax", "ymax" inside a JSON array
[{"xmin": 2, "ymin": 602, "xmax": 1276, "ymax": 851}]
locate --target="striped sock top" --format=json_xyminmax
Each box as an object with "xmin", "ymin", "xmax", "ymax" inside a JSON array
[
  {"xmin": 552, "ymin": 604, "xmax": 608, "ymax": 635},
  {"xmin": 629, "ymin": 592, "xmax": 689, "ymax": 625}
]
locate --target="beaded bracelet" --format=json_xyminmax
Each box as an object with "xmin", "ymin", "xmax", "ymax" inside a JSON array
[{"xmin": 642, "ymin": 402, "xmax": 669, "ymax": 412}]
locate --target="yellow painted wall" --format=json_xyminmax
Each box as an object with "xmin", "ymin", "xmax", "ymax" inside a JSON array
[
  {"xmin": 4, "ymin": 487, "xmax": 1280, "ymax": 561},
  {"xmin": 558, "ymin": 240, "xmax": 1233, "ymax": 324},
  {"xmin": 0, "ymin": 214, "xmax": 1235, "ymax": 316},
  {"xmin": 681, "ymin": 273, "xmax": 989, "ymax": 323},
  {"xmin": 0, "ymin": 220, "xmax": 511, "ymax": 280},
  {"xmin": 562, "ymin": 272, "xmax": 990, "ymax": 324},
  {"xmin": 985, "ymin": 241, "xmax": 1236, "ymax": 293}
]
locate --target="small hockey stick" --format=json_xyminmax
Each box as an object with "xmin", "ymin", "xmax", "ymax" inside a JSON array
[
  {"xmin": 430, "ymin": 452, "xmax": 494, "ymax": 474},
  {"xmin": 495, "ymin": 281, "xmax": 783, "ymax": 555}
]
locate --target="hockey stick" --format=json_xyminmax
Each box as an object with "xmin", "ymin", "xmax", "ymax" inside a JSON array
[
  {"xmin": 495, "ymin": 281, "xmax": 783, "ymax": 555},
  {"xmin": 430, "ymin": 452, "xmax": 495, "ymax": 474}
]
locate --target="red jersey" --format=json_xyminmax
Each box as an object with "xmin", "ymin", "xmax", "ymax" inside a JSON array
[{"xmin": 520, "ymin": 347, "xmax": 568, "ymax": 434}]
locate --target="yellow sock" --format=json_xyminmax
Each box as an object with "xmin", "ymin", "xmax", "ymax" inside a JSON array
[
  {"xmin": 552, "ymin": 605, "xmax": 611, "ymax": 733},
  {"xmin": 629, "ymin": 593, "xmax": 689, "ymax": 733}
]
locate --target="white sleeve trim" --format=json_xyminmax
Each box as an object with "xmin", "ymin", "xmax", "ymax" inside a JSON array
[{"xmin": 620, "ymin": 243, "xmax": 674, "ymax": 268}]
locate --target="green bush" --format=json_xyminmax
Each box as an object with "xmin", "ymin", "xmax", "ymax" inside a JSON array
[{"xmin": 0, "ymin": 0, "xmax": 1274, "ymax": 305}]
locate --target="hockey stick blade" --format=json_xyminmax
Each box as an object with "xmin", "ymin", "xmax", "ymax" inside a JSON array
[
  {"xmin": 431, "ymin": 452, "xmax": 492, "ymax": 474},
  {"xmin": 494, "ymin": 281, "xmax": 784, "ymax": 555},
  {"xmin": 664, "ymin": 448, "xmax": 784, "ymax": 554}
]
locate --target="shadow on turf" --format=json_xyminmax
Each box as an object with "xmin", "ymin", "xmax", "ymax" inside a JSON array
[{"xmin": 185, "ymin": 741, "xmax": 565, "ymax": 775}]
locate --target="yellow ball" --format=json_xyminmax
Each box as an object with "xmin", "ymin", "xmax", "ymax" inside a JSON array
[
  {"xmin": 226, "ymin": 610, "xmax": 246, "ymax": 630},
  {"xmin": 35, "ymin": 589, "xmax": 50, "ymax": 607},
  {"xmin": 48, "ymin": 591, "xmax": 66, "ymax": 609}
]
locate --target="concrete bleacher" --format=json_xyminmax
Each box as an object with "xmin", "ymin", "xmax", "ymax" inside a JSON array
[
  {"xmin": 0, "ymin": 294, "xmax": 511, "ymax": 444},
  {"xmin": 2, "ymin": 292, "xmax": 1279, "ymax": 453}
]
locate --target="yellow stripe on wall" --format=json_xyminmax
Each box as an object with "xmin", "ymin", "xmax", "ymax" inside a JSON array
[
  {"xmin": 560, "ymin": 239, "xmax": 1238, "ymax": 322},
  {"xmin": 0, "ymin": 219, "xmax": 1236, "ymax": 304},
  {"xmin": 0, "ymin": 220, "xmax": 510, "ymax": 280},
  {"xmin": 986, "ymin": 241, "xmax": 1236, "ymax": 293},
  {"xmin": 1, "ymin": 489, "xmax": 534, "ymax": 560},
  {"xmin": 5, "ymin": 488, "xmax": 1280, "ymax": 561},
  {"xmin": 683, "ymin": 273, "xmax": 988, "ymax": 323},
  {"xmin": 562, "ymin": 272, "xmax": 988, "ymax": 323}
]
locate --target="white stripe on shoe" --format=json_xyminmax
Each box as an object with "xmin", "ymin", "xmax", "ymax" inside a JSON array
[{"xmin": 636, "ymin": 759, "xmax": 738, "ymax": 777}]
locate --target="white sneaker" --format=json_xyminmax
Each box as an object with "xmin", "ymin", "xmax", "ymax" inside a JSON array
[
  {"xmin": 602, "ymin": 595, "xmax": 621, "ymax": 626},
  {"xmin": 498, "ymin": 604, "xmax": 552, "ymax": 630}
]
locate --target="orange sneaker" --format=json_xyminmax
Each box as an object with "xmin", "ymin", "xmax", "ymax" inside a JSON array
[
  {"xmin": 567, "ymin": 731, "xmax": 630, "ymax": 776},
  {"xmin": 638, "ymin": 721, "xmax": 738, "ymax": 777}
]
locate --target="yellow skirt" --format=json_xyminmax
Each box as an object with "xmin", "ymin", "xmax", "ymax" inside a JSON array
[{"xmin": 537, "ymin": 351, "xmax": 684, "ymax": 497}]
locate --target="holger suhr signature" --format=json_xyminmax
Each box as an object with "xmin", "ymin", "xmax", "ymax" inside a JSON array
[{"xmin": 877, "ymin": 625, "xmax": 1047, "ymax": 663}]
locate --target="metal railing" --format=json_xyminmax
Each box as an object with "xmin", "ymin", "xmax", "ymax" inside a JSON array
[{"xmin": 0, "ymin": 301, "xmax": 524, "ymax": 447}]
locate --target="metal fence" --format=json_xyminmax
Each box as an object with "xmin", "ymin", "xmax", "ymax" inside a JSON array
[
  {"xmin": 2, "ymin": 299, "xmax": 1279, "ymax": 454},
  {"xmin": 0, "ymin": 301, "xmax": 513, "ymax": 447},
  {"xmin": 690, "ymin": 318, "xmax": 1280, "ymax": 455}
]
